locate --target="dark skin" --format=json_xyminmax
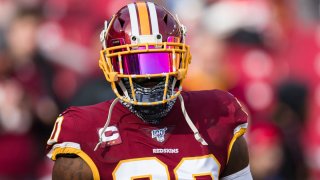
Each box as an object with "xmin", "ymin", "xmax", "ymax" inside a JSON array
[
  {"xmin": 52, "ymin": 136, "xmax": 249, "ymax": 179},
  {"xmin": 220, "ymin": 136, "xmax": 250, "ymax": 177},
  {"xmin": 53, "ymin": 156, "xmax": 93, "ymax": 180}
]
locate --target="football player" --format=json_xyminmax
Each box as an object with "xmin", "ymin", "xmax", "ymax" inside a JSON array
[{"xmin": 46, "ymin": 1, "xmax": 252, "ymax": 179}]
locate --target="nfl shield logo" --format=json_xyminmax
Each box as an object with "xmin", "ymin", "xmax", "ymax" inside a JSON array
[{"xmin": 151, "ymin": 127, "xmax": 167, "ymax": 142}]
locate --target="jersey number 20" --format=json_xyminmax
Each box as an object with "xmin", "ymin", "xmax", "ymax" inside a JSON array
[{"xmin": 113, "ymin": 155, "xmax": 220, "ymax": 179}]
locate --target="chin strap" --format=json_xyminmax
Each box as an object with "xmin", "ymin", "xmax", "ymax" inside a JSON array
[
  {"xmin": 94, "ymin": 98, "xmax": 119, "ymax": 151},
  {"xmin": 178, "ymin": 94, "xmax": 208, "ymax": 145}
]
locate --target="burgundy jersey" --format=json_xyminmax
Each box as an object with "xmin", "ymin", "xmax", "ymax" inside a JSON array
[{"xmin": 47, "ymin": 90, "xmax": 248, "ymax": 180}]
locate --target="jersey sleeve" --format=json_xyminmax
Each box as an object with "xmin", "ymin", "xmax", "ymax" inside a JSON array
[
  {"xmin": 46, "ymin": 107, "xmax": 82, "ymax": 159},
  {"xmin": 46, "ymin": 107, "xmax": 101, "ymax": 180},
  {"xmin": 225, "ymin": 92, "xmax": 249, "ymax": 163}
]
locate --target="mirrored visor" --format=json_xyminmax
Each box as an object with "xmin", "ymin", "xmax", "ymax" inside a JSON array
[{"xmin": 112, "ymin": 52, "xmax": 173, "ymax": 75}]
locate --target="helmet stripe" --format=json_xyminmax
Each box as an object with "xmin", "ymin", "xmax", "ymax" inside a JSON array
[
  {"xmin": 147, "ymin": 2, "xmax": 159, "ymax": 35},
  {"xmin": 136, "ymin": 2, "xmax": 151, "ymax": 35},
  {"xmin": 128, "ymin": 3, "xmax": 139, "ymax": 36}
]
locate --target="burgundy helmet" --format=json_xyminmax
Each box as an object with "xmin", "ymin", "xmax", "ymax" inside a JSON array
[{"xmin": 99, "ymin": 1, "xmax": 191, "ymax": 106}]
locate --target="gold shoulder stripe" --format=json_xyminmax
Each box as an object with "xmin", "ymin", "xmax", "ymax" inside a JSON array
[{"xmin": 52, "ymin": 147, "xmax": 100, "ymax": 180}]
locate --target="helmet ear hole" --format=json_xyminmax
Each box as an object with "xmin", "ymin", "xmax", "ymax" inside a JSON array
[
  {"xmin": 118, "ymin": 17, "xmax": 125, "ymax": 28},
  {"xmin": 163, "ymin": 14, "xmax": 168, "ymax": 24}
]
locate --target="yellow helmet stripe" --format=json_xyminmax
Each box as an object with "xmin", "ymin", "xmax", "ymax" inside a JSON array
[{"xmin": 136, "ymin": 2, "xmax": 151, "ymax": 35}]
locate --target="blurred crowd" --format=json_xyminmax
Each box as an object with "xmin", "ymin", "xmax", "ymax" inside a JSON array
[{"xmin": 0, "ymin": 0, "xmax": 320, "ymax": 179}]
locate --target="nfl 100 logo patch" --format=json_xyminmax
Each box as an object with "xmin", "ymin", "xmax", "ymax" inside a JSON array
[{"xmin": 151, "ymin": 127, "xmax": 167, "ymax": 142}]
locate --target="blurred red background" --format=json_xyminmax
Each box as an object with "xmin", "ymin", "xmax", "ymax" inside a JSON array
[{"xmin": 0, "ymin": 0, "xmax": 319, "ymax": 179}]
